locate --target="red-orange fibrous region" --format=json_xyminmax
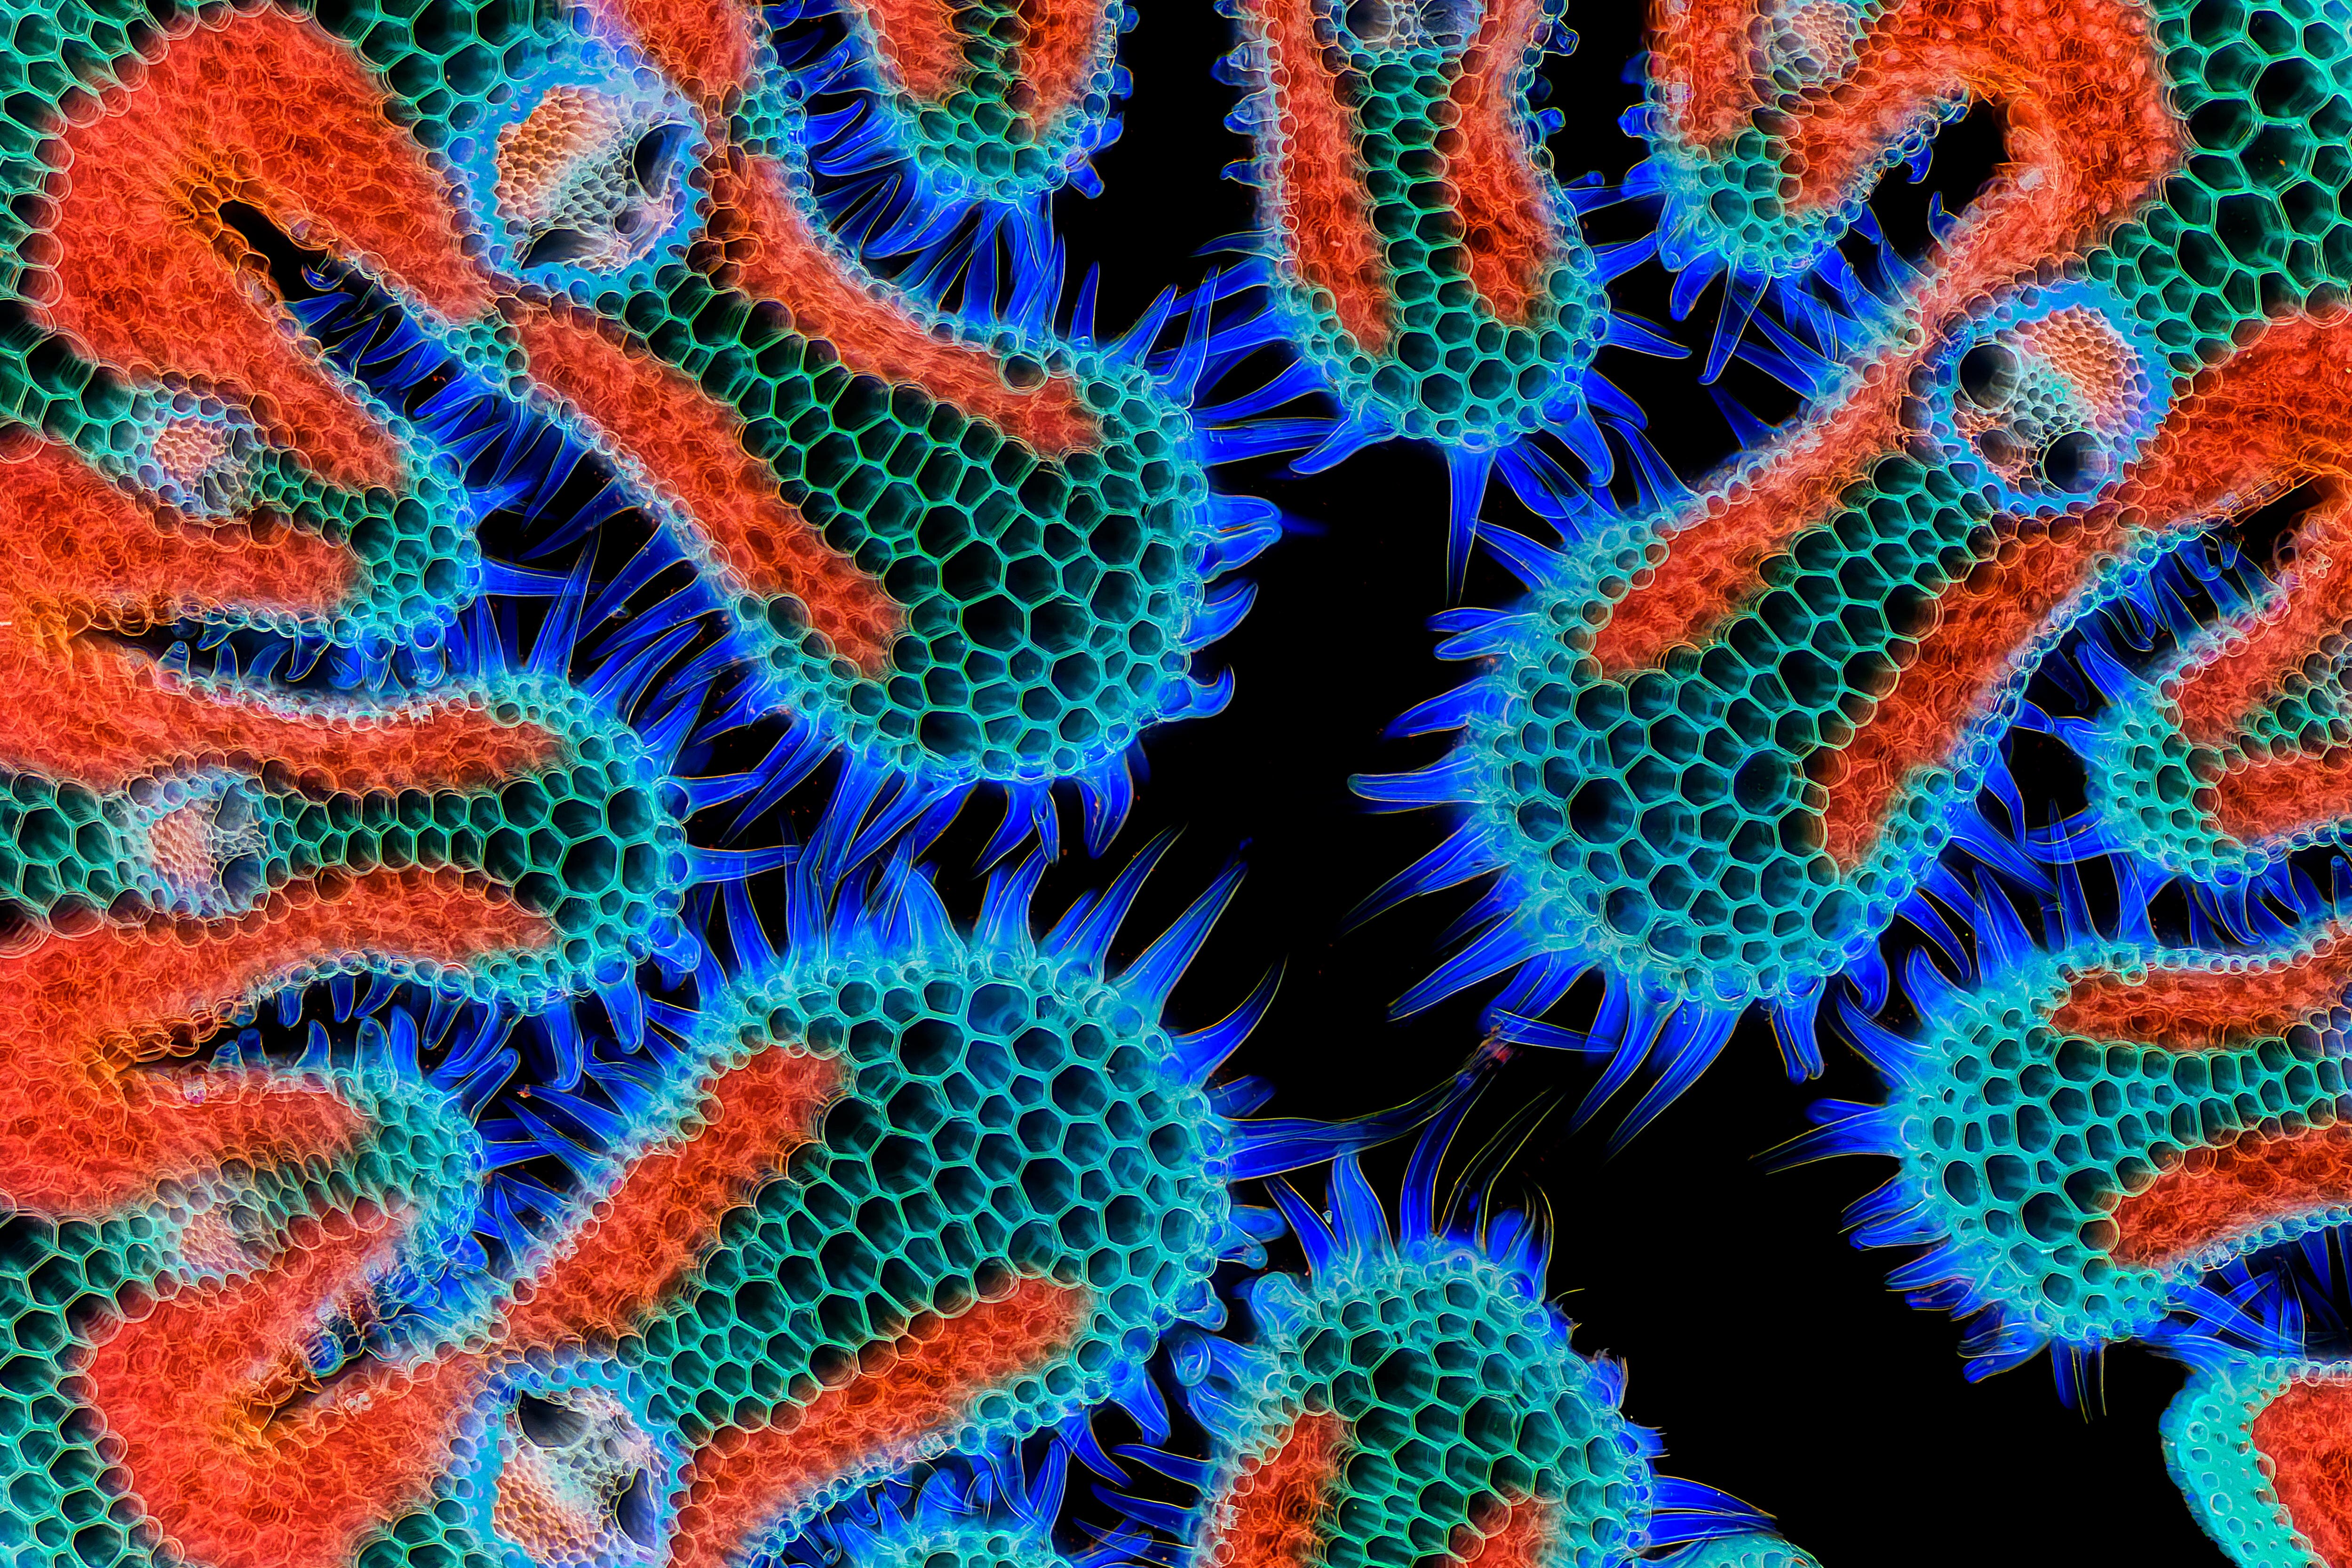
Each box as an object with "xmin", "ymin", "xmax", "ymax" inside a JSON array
[
  {"xmin": 83, "ymin": 1206, "xmax": 485, "ymax": 1568},
  {"xmin": 0, "ymin": 435, "xmax": 556, "ymax": 795},
  {"xmin": 1602, "ymin": 0, "xmax": 2178, "ymax": 677},
  {"xmin": 1239, "ymin": 0, "xmax": 1390, "ymax": 353},
  {"xmin": 2092, "ymin": 315, "xmax": 2352, "ymax": 848},
  {"xmin": 579, "ymin": 0, "xmax": 761, "ymax": 112},
  {"xmin": 837, "ymin": 0, "xmax": 1107, "ymax": 123},
  {"xmin": 1202, "ymin": 1411, "xmax": 1345, "ymax": 1568},
  {"xmin": 668, "ymin": 1276, "xmax": 1089, "ymax": 1568},
  {"xmin": 856, "ymin": 0, "xmax": 968, "ymax": 101},
  {"xmin": 2176, "ymin": 483, "xmax": 2352, "ymax": 749},
  {"xmin": 2251, "ymin": 1375, "xmax": 2352, "ymax": 1568},
  {"xmin": 506, "ymin": 1045, "xmax": 845, "ymax": 1346},
  {"xmin": 1451, "ymin": 0, "xmax": 1556, "ymax": 329},
  {"xmin": 1647, "ymin": 0, "xmax": 1756, "ymax": 151},
  {"xmin": 510, "ymin": 298, "xmax": 903, "ymax": 673},
  {"xmin": 1652, "ymin": 0, "xmax": 2177, "ymax": 329},
  {"xmin": 40, "ymin": 4, "xmax": 491, "ymax": 492},
  {"xmin": 2049, "ymin": 950, "xmax": 2352, "ymax": 1054},
  {"xmin": 0, "ymin": 438, "xmax": 353, "ymax": 646},
  {"xmin": 1857, "ymin": 923, "xmax": 2352, "ymax": 1383},
  {"xmin": 2215, "ymin": 752, "xmax": 2352, "ymax": 846},
  {"xmin": 0, "ymin": 870, "xmax": 548, "ymax": 1218},
  {"xmin": 1823, "ymin": 312, "xmax": 2352, "ymax": 866},
  {"xmin": 1601, "ymin": 374, "xmax": 1908, "ymax": 689},
  {"xmin": 2111, "ymin": 1128, "xmax": 2352, "ymax": 1269},
  {"xmin": 68, "ymin": 952, "xmax": 1150, "ymax": 1560},
  {"xmin": 1016, "ymin": 0, "xmax": 1115, "ymax": 126},
  {"xmin": 711, "ymin": 151, "xmax": 1103, "ymax": 457}
]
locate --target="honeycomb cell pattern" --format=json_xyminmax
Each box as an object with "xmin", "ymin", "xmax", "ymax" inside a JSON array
[
  {"xmin": 486, "ymin": 253, "xmax": 1253, "ymax": 798},
  {"xmin": 0, "ymin": 836, "xmax": 1381, "ymax": 1568},
  {"xmin": 0, "ymin": 0, "xmax": 511, "ymax": 653},
  {"xmin": 11, "ymin": 0, "xmax": 2319, "ymax": 1564},
  {"xmin": 619, "ymin": 897, "xmax": 1249, "ymax": 1535},
  {"xmin": 1158, "ymin": 1149, "xmax": 1823, "ymax": 1568},
  {"xmin": 1357, "ymin": 0, "xmax": 2352, "ymax": 1113},
  {"xmin": 2032, "ymin": 312, "xmax": 2352, "ymax": 890},
  {"xmin": 766, "ymin": 0, "xmax": 1135, "ymax": 216},
  {"xmin": 2163, "ymin": 1352, "xmax": 2352, "ymax": 1568},
  {"xmin": 459, "ymin": 1355, "xmax": 679, "ymax": 1568},
  {"xmin": 1218, "ymin": 0, "xmax": 1605, "ymax": 447},
  {"xmin": 0, "ymin": 0, "xmax": 1278, "ymax": 854},
  {"xmin": 1792, "ymin": 829, "xmax": 2352, "ymax": 1565},
  {"xmin": 1826, "ymin": 907, "xmax": 2352, "ymax": 1370},
  {"xmin": 1214, "ymin": 0, "xmax": 1633, "ymax": 584},
  {"xmin": 477, "ymin": 0, "xmax": 1269, "ymax": 816},
  {"xmin": 0, "ymin": 669, "xmax": 692, "ymax": 1005}
]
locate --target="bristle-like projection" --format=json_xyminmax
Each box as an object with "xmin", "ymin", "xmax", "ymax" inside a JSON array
[
  {"xmin": 1806, "ymin": 847, "xmax": 2352, "ymax": 1409},
  {"xmin": 1206, "ymin": 0, "xmax": 1689, "ymax": 587},
  {"xmin": 753, "ymin": 0, "xmax": 1133, "ymax": 313},
  {"xmin": 1107, "ymin": 1115, "xmax": 1815, "ymax": 1568},
  {"xmin": 479, "ymin": 108, "xmax": 1293, "ymax": 866}
]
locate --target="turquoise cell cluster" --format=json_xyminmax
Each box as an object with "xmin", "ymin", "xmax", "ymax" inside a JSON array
[
  {"xmin": 449, "ymin": 1352, "xmax": 679, "ymax": 1568},
  {"xmin": 2046, "ymin": 506, "xmax": 2352, "ymax": 885},
  {"xmin": 1164, "ymin": 1155, "xmax": 1809, "ymax": 1568},
  {"xmin": 492, "ymin": 260, "xmax": 1253, "ymax": 793},
  {"xmin": 1217, "ymin": 0, "xmax": 1616, "ymax": 454},
  {"xmin": 1362, "ymin": 448, "xmax": 2008, "ymax": 1056},
  {"xmin": 1827, "ymin": 897, "xmax": 2352, "ymax": 1375},
  {"xmin": 331, "ymin": 850, "xmax": 1307, "ymax": 1565},
  {"xmin": 2162, "ymin": 1353, "xmax": 2344, "ymax": 1568},
  {"xmin": 630, "ymin": 884, "xmax": 1244, "ymax": 1477},
  {"xmin": 1630, "ymin": 0, "xmax": 2352, "ymax": 374},
  {"xmin": 767, "ymin": 0, "xmax": 1136, "ymax": 207},
  {"xmin": 1365, "ymin": 0, "xmax": 2352, "ymax": 1073},
  {"xmin": 1197, "ymin": 1241, "xmax": 1659, "ymax": 1568},
  {"xmin": 0, "ymin": 1211, "xmax": 187, "ymax": 1567},
  {"xmin": 2100, "ymin": 0, "xmax": 2352, "ymax": 374}
]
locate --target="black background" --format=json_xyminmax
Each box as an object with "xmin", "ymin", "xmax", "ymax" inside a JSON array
[{"xmin": 1018, "ymin": 3, "xmax": 2232, "ymax": 1563}]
